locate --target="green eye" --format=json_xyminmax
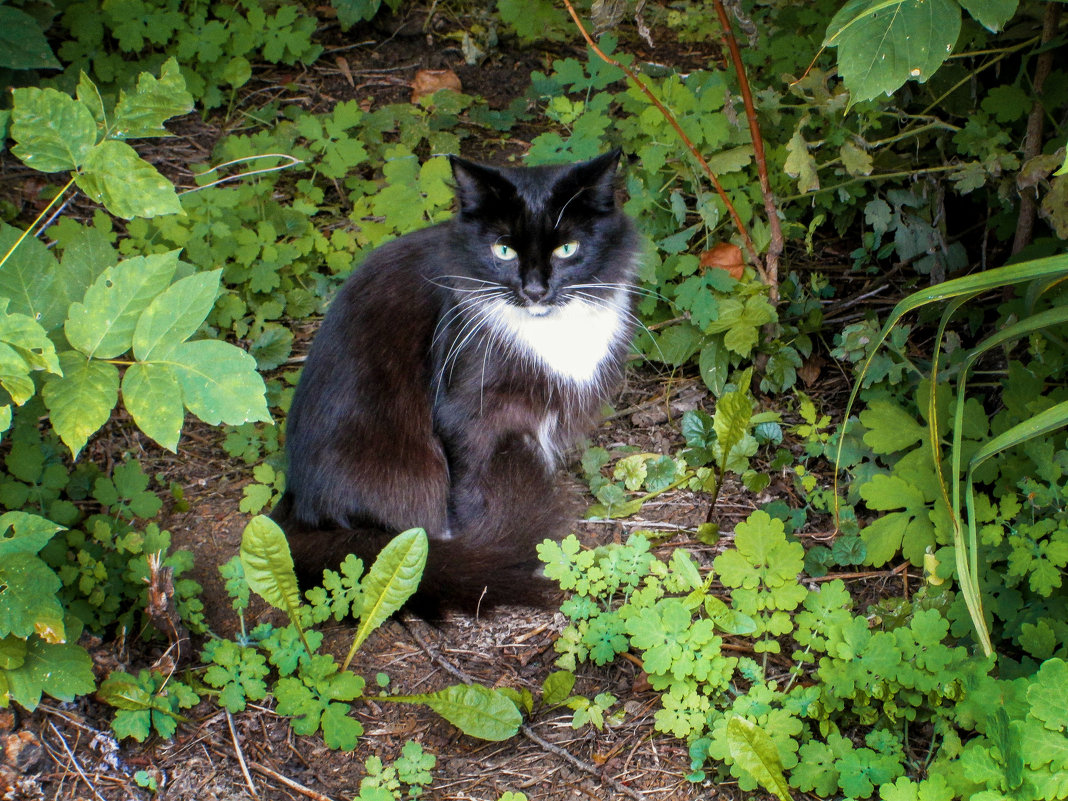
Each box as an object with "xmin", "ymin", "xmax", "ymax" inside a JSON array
[
  {"xmin": 553, "ymin": 241, "xmax": 579, "ymax": 259},
  {"xmin": 491, "ymin": 243, "xmax": 517, "ymax": 261}
]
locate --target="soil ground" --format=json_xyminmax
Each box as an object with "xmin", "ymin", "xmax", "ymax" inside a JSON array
[{"xmin": 3, "ymin": 7, "xmax": 916, "ymax": 800}]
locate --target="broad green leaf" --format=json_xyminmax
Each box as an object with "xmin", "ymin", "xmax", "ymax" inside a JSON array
[
  {"xmin": 0, "ymin": 636, "xmax": 28, "ymax": 671},
  {"xmin": 41, "ymin": 352, "xmax": 119, "ymax": 458},
  {"xmin": 0, "ymin": 223, "xmax": 66, "ymax": 332},
  {"xmin": 0, "ymin": 512, "xmax": 62, "ymax": 557},
  {"xmin": 0, "ymin": 554, "xmax": 64, "ymax": 640},
  {"xmin": 10, "ymin": 87, "xmax": 97, "ymax": 172},
  {"xmin": 112, "ymin": 57, "xmax": 194, "ymax": 138},
  {"xmin": 54, "ymin": 221, "xmax": 119, "ymax": 306},
  {"xmin": 320, "ymin": 702, "xmax": 363, "ymax": 750},
  {"xmin": 420, "ymin": 684, "xmax": 523, "ymax": 741},
  {"xmin": 0, "ymin": 302, "xmax": 60, "ymax": 404},
  {"xmin": 725, "ymin": 717, "xmax": 793, "ymax": 801},
  {"xmin": 1028, "ymin": 658, "xmax": 1068, "ymax": 732},
  {"xmin": 824, "ymin": 0, "xmax": 961, "ymax": 105},
  {"xmin": 542, "ymin": 670, "xmax": 577, "ymax": 706},
  {"xmin": 65, "ymin": 251, "xmax": 180, "ymax": 359},
  {"xmin": 5, "ymin": 638, "xmax": 94, "ymax": 711},
  {"xmin": 345, "ymin": 528, "xmax": 427, "ymax": 665},
  {"xmin": 240, "ymin": 515, "xmax": 302, "ymax": 618},
  {"xmin": 122, "ymin": 362, "xmax": 185, "ymax": 451},
  {"xmin": 77, "ymin": 140, "xmax": 182, "ymax": 219},
  {"xmin": 957, "ymin": 0, "xmax": 1017, "ymax": 31},
  {"xmin": 166, "ymin": 339, "xmax": 271, "ymax": 426},
  {"xmin": 96, "ymin": 671, "xmax": 152, "ymax": 711},
  {"xmin": 133, "ymin": 270, "xmax": 221, "ymax": 360},
  {"xmin": 0, "ymin": 7, "xmax": 60, "ymax": 70}
]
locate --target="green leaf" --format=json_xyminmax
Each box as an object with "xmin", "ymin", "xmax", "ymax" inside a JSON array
[
  {"xmin": 320, "ymin": 702, "xmax": 363, "ymax": 750},
  {"xmin": 0, "ymin": 301, "xmax": 61, "ymax": 404},
  {"xmin": 0, "ymin": 7, "xmax": 60, "ymax": 70},
  {"xmin": 957, "ymin": 0, "xmax": 1017, "ymax": 32},
  {"xmin": 42, "ymin": 352, "xmax": 119, "ymax": 458},
  {"xmin": 240, "ymin": 515, "xmax": 302, "ymax": 618},
  {"xmin": 542, "ymin": 670, "xmax": 577, "ymax": 706},
  {"xmin": 1028, "ymin": 658, "xmax": 1068, "ymax": 732},
  {"xmin": 77, "ymin": 140, "xmax": 182, "ymax": 219},
  {"xmin": 0, "ymin": 512, "xmax": 62, "ymax": 557},
  {"xmin": 725, "ymin": 717, "xmax": 793, "ymax": 801},
  {"xmin": 163, "ymin": 340, "xmax": 270, "ymax": 427},
  {"xmin": 346, "ymin": 528, "xmax": 428, "ymax": 663},
  {"xmin": 860, "ymin": 400, "xmax": 926, "ymax": 454},
  {"xmin": 133, "ymin": 270, "xmax": 221, "ymax": 361},
  {"xmin": 65, "ymin": 251, "xmax": 180, "ymax": 359},
  {"xmin": 10, "ymin": 87, "xmax": 98, "ymax": 172},
  {"xmin": 122, "ymin": 363, "xmax": 185, "ymax": 451},
  {"xmin": 0, "ymin": 635, "xmax": 28, "ymax": 671},
  {"xmin": 0, "ymin": 223, "xmax": 66, "ymax": 332},
  {"xmin": 0, "ymin": 554, "xmax": 64, "ymax": 640},
  {"xmin": 112, "ymin": 57, "xmax": 194, "ymax": 138},
  {"xmin": 5, "ymin": 638, "xmax": 94, "ymax": 712},
  {"xmin": 824, "ymin": 0, "xmax": 962, "ymax": 105},
  {"xmin": 420, "ymin": 684, "xmax": 523, "ymax": 741},
  {"xmin": 785, "ymin": 126, "xmax": 819, "ymax": 193}
]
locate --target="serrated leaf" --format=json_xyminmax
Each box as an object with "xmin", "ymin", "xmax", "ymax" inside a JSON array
[
  {"xmin": 348, "ymin": 528, "xmax": 427, "ymax": 659},
  {"xmin": 785, "ymin": 126, "xmax": 819, "ymax": 193},
  {"xmin": 122, "ymin": 362, "xmax": 185, "ymax": 451},
  {"xmin": 859, "ymin": 400, "xmax": 926, "ymax": 454},
  {"xmin": 0, "ymin": 512, "xmax": 62, "ymax": 557},
  {"xmin": 112, "ymin": 57, "xmax": 194, "ymax": 138},
  {"xmin": 320, "ymin": 702, "xmax": 363, "ymax": 750},
  {"xmin": 824, "ymin": 0, "xmax": 961, "ymax": 105},
  {"xmin": 725, "ymin": 717, "xmax": 793, "ymax": 801},
  {"xmin": 42, "ymin": 352, "xmax": 119, "ymax": 458},
  {"xmin": 76, "ymin": 72, "xmax": 107, "ymax": 126},
  {"xmin": 840, "ymin": 141, "xmax": 873, "ymax": 176},
  {"xmin": 65, "ymin": 251, "xmax": 179, "ymax": 359},
  {"xmin": 77, "ymin": 140, "xmax": 182, "ymax": 219},
  {"xmin": 420, "ymin": 683, "xmax": 523, "ymax": 741},
  {"xmin": 0, "ymin": 635, "xmax": 28, "ymax": 671},
  {"xmin": 132, "ymin": 270, "xmax": 221, "ymax": 360},
  {"xmin": 1028, "ymin": 658, "xmax": 1068, "ymax": 732},
  {"xmin": 0, "ymin": 7, "xmax": 60, "ymax": 70},
  {"xmin": 5, "ymin": 638, "xmax": 94, "ymax": 711},
  {"xmin": 165, "ymin": 339, "xmax": 271, "ymax": 426},
  {"xmin": 11, "ymin": 87, "xmax": 98, "ymax": 172},
  {"xmin": 240, "ymin": 515, "xmax": 302, "ymax": 618}
]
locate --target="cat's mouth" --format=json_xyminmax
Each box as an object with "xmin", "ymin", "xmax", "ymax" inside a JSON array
[{"xmin": 524, "ymin": 303, "xmax": 552, "ymax": 317}]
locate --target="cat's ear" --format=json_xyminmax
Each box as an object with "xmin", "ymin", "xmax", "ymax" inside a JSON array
[
  {"xmin": 565, "ymin": 149, "xmax": 623, "ymax": 214},
  {"xmin": 449, "ymin": 156, "xmax": 514, "ymax": 214}
]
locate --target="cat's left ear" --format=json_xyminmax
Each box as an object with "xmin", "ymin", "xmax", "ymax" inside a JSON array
[{"xmin": 565, "ymin": 149, "xmax": 623, "ymax": 213}]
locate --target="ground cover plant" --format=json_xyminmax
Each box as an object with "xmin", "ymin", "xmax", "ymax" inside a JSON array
[{"xmin": 0, "ymin": 0, "xmax": 1065, "ymax": 798}]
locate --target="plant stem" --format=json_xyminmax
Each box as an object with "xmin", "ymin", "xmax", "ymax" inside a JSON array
[
  {"xmin": 712, "ymin": 0, "xmax": 782, "ymax": 303},
  {"xmin": 0, "ymin": 177, "xmax": 77, "ymax": 272},
  {"xmin": 560, "ymin": 0, "xmax": 762, "ymax": 274}
]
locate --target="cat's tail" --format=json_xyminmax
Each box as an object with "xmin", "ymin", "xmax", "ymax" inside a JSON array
[{"xmin": 272, "ymin": 468, "xmax": 570, "ymax": 619}]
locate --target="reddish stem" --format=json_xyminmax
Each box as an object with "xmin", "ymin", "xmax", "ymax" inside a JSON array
[
  {"xmin": 712, "ymin": 0, "xmax": 783, "ymax": 303},
  {"xmin": 561, "ymin": 0, "xmax": 762, "ymax": 272}
]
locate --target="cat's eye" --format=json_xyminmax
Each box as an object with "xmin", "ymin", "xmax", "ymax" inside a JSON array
[
  {"xmin": 553, "ymin": 241, "xmax": 580, "ymax": 259},
  {"xmin": 491, "ymin": 243, "xmax": 518, "ymax": 261}
]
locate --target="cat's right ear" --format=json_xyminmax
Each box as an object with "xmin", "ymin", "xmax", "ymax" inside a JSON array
[{"xmin": 449, "ymin": 156, "xmax": 511, "ymax": 214}]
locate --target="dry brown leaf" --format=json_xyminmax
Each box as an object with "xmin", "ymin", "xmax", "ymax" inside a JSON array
[
  {"xmin": 700, "ymin": 242, "xmax": 745, "ymax": 280},
  {"xmin": 410, "ymin": 69, "xmax": 462, "ymax": 102},
  {"xmin": 798, "ymin": 355, "xmax": 824, "ymax": 387},
  {"xmin": 335, "ymin": 56, "xmax": 354, "ymax": 87}
]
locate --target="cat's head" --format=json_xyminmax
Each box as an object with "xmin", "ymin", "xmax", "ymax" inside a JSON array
[{"xmin": 446, "ymin": 151, "xmax": 638, "ymax": 316}]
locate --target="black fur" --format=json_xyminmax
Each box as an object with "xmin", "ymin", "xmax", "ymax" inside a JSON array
[{"xmin": 272, "ymin": 151, "xmax": 639, "ymax": 616}]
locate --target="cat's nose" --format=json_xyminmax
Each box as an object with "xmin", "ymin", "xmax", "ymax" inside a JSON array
[{"xmin": 519, "ymin": 279, "xmax": 550, "ymax": 304}]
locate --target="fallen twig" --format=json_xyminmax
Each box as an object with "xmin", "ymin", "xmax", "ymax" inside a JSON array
[
  {"xmin": 46, "ymin": 721, "xmax": 107, "ymax": 801},
  {"xmin": 226, "ymin": 710, "xmax": 260, "ymax": 799}
]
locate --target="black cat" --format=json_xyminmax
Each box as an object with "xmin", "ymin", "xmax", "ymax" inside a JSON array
[{"xmin": 272, "ymin": 150, "xmax": 640, "ymax": 615}]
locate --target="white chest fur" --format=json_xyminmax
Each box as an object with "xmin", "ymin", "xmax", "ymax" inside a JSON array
[{"xmin": 488, "ymin": 291, "xmax": 627, "ymax": 386}]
